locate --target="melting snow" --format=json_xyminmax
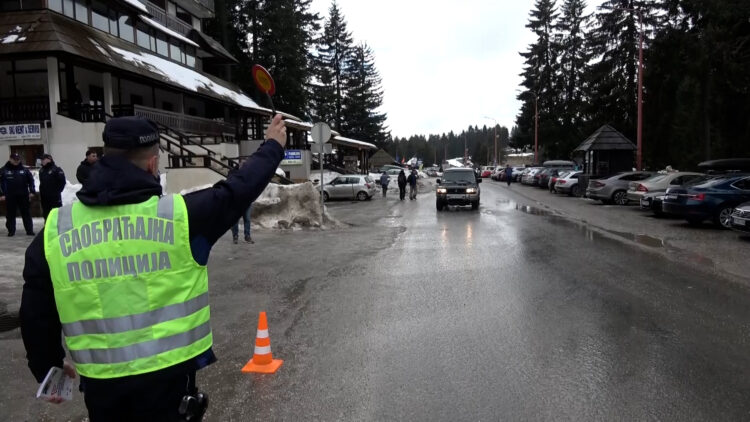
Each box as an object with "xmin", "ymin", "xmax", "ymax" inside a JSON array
[
  {"xmin": 139, "ymin": 16, "xmax": 199, "ymax": 48},
  {"xmin": 122, "ymin": 0, "xmax": 148, "ymax": 14}
]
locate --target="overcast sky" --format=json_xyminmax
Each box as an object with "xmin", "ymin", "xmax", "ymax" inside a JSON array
[{"xmin": 310, "ymin": 1, "xmax": 598, "ymax": 139}]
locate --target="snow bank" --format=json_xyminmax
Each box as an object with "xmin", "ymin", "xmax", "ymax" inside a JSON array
[
  {"xmin": 308, "ymin": 170, "xmax": 340, "ymax": 185},
  {"xmin": 253, "ymin": 182, "xmax": 341, "ymax": 229}
]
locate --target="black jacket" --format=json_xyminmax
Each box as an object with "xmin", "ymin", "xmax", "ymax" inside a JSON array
[
  {"xmin": 407, "ymin": 172, "xmax": 417, "ymax": 186},
  {"xmin": 39, "ymin": 162, "xmax": 66, "ymax": 203},
  {"xmin": 0, "ymin": 161, "xmax": 35, "ymax": 196},
  {"xmin": 75, "ymin": 159, "xmax": 95, "ymax": 185},
  {"xmin": 20, "ymin": 140, "xmax": 284, "ymax": 383},
  {"xmin": 397, "ymin": 171, "xmax": 407, "ymax": 187}
]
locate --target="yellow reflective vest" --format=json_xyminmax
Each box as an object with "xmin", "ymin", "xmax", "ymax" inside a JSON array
[{"xmin": 44, "ymin": 195, "xmax": 212, "ymax": 379}]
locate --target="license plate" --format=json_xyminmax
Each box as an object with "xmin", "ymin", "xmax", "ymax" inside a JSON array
[
  {"xmin": 667, "ymin": 193, "xmax": 678, "ymax": 200},
  {"xmin": 641, "ymin": 198, "xmax": 651, "ymax": 205},
  {"xmin": 734, "ymin": 217, "xmax": 746, "ymax": 226},
  {"xmin": 448, "ymin": 194, "xmax": 465, "ymax": 199}
]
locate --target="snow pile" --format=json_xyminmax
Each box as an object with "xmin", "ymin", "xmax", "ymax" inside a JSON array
[
  {"xmin": 253, "ymin": 182, "xmax": 341, "ymax": 229},
  {"xmin": 1, "ymin": 26, "xmax": 25, "ymax": 44}
]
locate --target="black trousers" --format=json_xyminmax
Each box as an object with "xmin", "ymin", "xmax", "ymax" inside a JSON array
[
  {"xmin": 41, "ymin": 197, "xmax": 62, "ymax": 221},
  {"xmin": 83, "ymin": 369, "xmax": 196, "ymax": 422},
  {"xmin": 399, "ymin": 185, "xmax": 406, "ymax": 200},
  {"xmin": 5, "ymin": 194, "xmax": 33, "ymax": 235}
]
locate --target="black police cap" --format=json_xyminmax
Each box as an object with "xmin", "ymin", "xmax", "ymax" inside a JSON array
[{"xmin": 103, "ymin": 117, "xmax": 160, "ymax": 149}]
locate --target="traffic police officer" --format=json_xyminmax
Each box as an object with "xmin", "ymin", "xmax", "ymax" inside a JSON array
[
  {"xmin": 20, "ymin": 115, "xmax": 287, "ymax": 420},
  {"xmin": 0, "ymin": 152, "xmax": 36, "ymax": 236},
  {"xmin": 38, "ymin": 153, "xmax": 66, "ymax": 220}
]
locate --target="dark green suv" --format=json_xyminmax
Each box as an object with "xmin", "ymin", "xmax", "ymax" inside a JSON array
[{"xmin": 436, "ymin": 168, "xmax": 481, "ymax": 211}]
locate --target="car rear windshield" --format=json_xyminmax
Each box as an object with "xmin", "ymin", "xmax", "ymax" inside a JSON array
[
  {"xmin": 365, "ymin": 176, "xmax": 374, "ymax": 183},
  {"xmin": 443, "ymin": 171, "xmax": 476, "ymax": 183},
  {"xmin": 645, "ymin": 175, "xmax": 668, "ymax": 184}
]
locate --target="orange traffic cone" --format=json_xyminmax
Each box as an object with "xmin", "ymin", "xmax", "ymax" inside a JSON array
[{"xmin": 242, "ymin": 311, "xmax": 283, "ymax": 374}]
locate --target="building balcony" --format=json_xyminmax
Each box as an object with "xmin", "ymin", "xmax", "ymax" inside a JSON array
[
  {"xmin": 0, "ymin": 97, "xmax": 50, "ymax": 123},
  {"xmin": 112, "ymin": 104, "xmax": 235, "ymax": 139},
  {"xmin": 57, "ymin": 102, "xmax": 106, "ymax": 123},
  {"xmin": 143, "ymin": 1, "xmax": 194, "ymax": 36}
]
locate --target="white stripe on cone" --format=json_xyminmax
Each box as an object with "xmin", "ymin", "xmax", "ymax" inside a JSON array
[
  {"xmin": 254, "ymin": 345, "xmax": 272, "ymax": 355},
  {"xmin": 256, "ymin": 329, "xmax": 269, "ymax": 338}
]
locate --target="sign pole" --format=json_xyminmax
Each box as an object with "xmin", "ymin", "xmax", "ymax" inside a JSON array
[{"xmin": 311, "ymin": 123, "xmax": 332, "ymax": 225}]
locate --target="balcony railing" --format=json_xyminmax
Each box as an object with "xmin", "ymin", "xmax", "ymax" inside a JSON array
[
  {"xmin": 0, "ymin": 97, "xmax": 50, "ymax": 123},
  {"xmin": 57, "ymin": 102, "xmax": 106, "ymax": 123},
  {"xmin": 144, "ymin": 1, "xmax": 194, "ymax": 36},
  {"xmin": 112, "ymin": 104, "xmax": 235, "ymax": 137}
]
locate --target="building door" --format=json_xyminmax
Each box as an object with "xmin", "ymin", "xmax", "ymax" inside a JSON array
[{"xmin": 10, "ymin": 144, "xmax": 44, "ymax": 167}]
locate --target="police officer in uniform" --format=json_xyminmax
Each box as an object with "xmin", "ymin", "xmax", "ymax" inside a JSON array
[
  {"xmin": 38, "ymin": 153, "xmax": 66, "ymax": 220},
  {"xmin": 20, "ymin": 115, "xmax": 287, "ymax": 420},
  {"xmin": 0, "ymin": 152, "xmax": 36, "ymax": 236}
]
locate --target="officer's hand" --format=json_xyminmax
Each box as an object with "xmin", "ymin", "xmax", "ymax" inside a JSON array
[
  {"xmin": 265, "ymin": 114, "xmax": 287, "ymax": 148},
  {"xmin": 43, "ymin": 362, "xmax": 76, "ymax": 404},
  {"xmin": 0, "ymin": 196, "xmax": 4, "ymax": 202},
  {"xmin": 29, "ymin": 193, "xmax": 35, "ymax": 200}
]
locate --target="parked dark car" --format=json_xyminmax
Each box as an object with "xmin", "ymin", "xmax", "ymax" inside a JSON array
[
  {"xmin": 730, "ymin": 202, "xmax": 750, "ymax": 235},
  {"xmin": 639, "ymin": 175, "xmax": 716, "ymax": 217},
  {"xmin": 586, "ymin": 172, "xmax": 654, "ymax": 205},
  {"xmin": 662, "ymin": 174, "xmax": 750, "ymax": 228}
]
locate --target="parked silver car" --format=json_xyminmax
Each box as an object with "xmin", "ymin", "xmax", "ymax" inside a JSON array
[
  {"xmin": 626, "ymin": 172, "xmax": 704, "ymax": 203},
  {"xmin": 586, "ymin": 171, "xmax": 654, "ymax": 205},
  {"xmin": 554, "ymin": 170, "xmax": 583, "ymax": 196},
  {"xmin": 321, "ymin": 175, "xmax": 377, "ymax": 201}
]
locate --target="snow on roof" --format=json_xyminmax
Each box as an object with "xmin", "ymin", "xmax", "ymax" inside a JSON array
[
  {"xmin": 123, "ymin": 0, "xmax": 149, "ymax": 14},
  {"xmin": 2, "ymin": 26, "xmax": 26, "ymax": 44},
  {"xmin": 109, "ymin": 45, "xmax": 264, "ymax": 110},
  {"xmin": 446, "ymin": 159, "xmax": 464, "ymax": 167},
  {"xmin": 139, "ymin": 15, "xmax": 199, "ymax": 48},
  {"xmin": 332, "ymin": 136, "xmax": 376, "ymax": 150}
]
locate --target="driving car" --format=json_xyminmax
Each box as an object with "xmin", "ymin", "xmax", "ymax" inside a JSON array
[
  {"xmin": 436, "ymin": 168, "xmax": 481, "ymax": 211},
  {"xmin": 626, "ymin": 172, "xmax": 704, "ymax": 203},
  {"xmin": 554, "ymin": 171, "xmax": 583, "ymax": 196},
  {"xmin": 662, "ymin": 174, "xmax": 750, "ymax": 228},
  {"xmin": 321, "ymin": 175, "xmax": 378, "ymax": 201},
  {"xmin": 730, "ymin": 202, "xmax": 750, "ymax": 234},
  {"xmin": 586, "ymin": 171, "xmax": 654, "ymax": 205}
]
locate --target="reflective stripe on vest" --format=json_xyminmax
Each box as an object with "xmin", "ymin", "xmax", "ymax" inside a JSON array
[{"xmin": 44, "ymin": 195, "xmax": 212, "ymax": 379}]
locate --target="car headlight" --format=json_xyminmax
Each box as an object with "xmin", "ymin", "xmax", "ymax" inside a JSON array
[
  {"xmin": 437, "ymin": 188, "xmax": 447, "ymax": 194},
  {"xmin": 466, "ymin": 188, "xmax": 477, "ymax": 194}
]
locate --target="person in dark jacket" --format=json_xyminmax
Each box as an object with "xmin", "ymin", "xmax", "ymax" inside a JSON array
[
  {"xmin": 407, "ymin": 169, "xmax": 418, "ymax": 200},
  {"xmin": 75, "ymin": 149, "xmax": 98, "ymax": 185},
  {"xmin": 0, "ymin": 153, "xmax": 36, "ymax": 236},
  {"xmin": 38, "ymin": 154, "xmax": 66, "ymax": 220},
  {"xmin": 20, "ymin": 115, "xmax": 286, "ymax": 420},
  {"xmin": 379, "ymin": 171, "xmax": 390, "ymax": 197},
  {"xmin": 397, "ymin": 169, "xmax": 407, "ymax": 200},
  {"xmin": 504, "ymin": 164, "xmax": 513, "ymax": 186}
]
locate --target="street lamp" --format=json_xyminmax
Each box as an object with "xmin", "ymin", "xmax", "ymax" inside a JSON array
[
  {"xmin": 615, "ymin": 6, "xmax": 644, "ymax": 171},
  {"xmin": 482, "ymin": 116, "xmax": 498, "ymax": 166}
]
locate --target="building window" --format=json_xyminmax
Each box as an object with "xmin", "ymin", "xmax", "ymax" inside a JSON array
[
  {"xmin": 169, "ymin": 40, "xmax": 181, "ymax": 61},
  {"xmin": 175, "ymin": 5, "xmax": 191, "ymax": 25},
  {"xmin": 108, "ymin": 9, "xmax": 118, "ymax": 36},
  {"xmin": 156, "ymin": 32, "xmax": 168, "ymax": 57},
  {"xmin": 136, "ymin": 22, "xmax": 151, "ymax": 50},
  {"xmin": 185, "ymin": 45, "xmax": 195, "ymax": 68},
  {"xmin": 119, "ymin": 15, "xmax": 134, "ymax": 42},
  {"xmin": 74, "ymin": 0, "xmax": 88, "ymax": 24},
  {"xmin": 63, "ymin": 0, "xmax": 73, "ymax": 17},
  {"xmin": 91, "ymin": 0, "xmax": 109, "ymax": 32},
  {"xmin": 49, "ymin": 0, "xmax": 63, "ymax": 12}
]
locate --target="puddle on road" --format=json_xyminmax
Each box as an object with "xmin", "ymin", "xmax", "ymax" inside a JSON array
[
  {"xmin": 515, "ymin": 204, "xmax": 553, "ymax": 216},
  {"xmin": 605, "ymin": 230, "xmax": 665, "ymax": 248}
]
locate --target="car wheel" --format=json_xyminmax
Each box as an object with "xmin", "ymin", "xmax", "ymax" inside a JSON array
[
  {"xmin": 613, "ymin": 190, "xmax": 629, "ymax": 205},
  {"xmin": 714, "ymin": 205, "xmax": 734, "ymax": 229},
  {"xmin": 356, "ymin": 191, "xmax": 368, "ymax": 201},
  {"xmin": 653, "ymin": 208, "xmax": 664, "ymax": 218},
  {"xmin": 570, "ymin": 185, "xmax": 580, "ymax": 197},
  {"xmin": 471, "ymin": 201, "xmax": 479, "ymax": 210},
  {"xmin": 436, "ymin": 201, "xmax": 444, "ymax": 211},
  {"xmin": 323, "ymin": 191, "xmax": 329, "ymax": 202}
]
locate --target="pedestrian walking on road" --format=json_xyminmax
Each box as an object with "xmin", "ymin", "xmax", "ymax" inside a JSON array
[
  {"xmin": 379, "ymin": 171, "xmax": 390, "ymax": 197},
  {"xmin": 39, "ymin": 154, "xmax": 66, "ymax": 220},
  {"xmin": 20, "ymin": 114, "xmax": 287, "ymax": 420},
  {"xmin": 407, "ymin": 169, "xmax": 418, "ymax": 200},
  {"xmin": 0, "ymin": 153, "xmax": 36, "ymax": 236},
  {"xmin": 504, "ymin": 164, "xmax": 513, "ymax": 186},
  {"xmin": 232, "ymin": 203, "xmax": 254, "ymax": 244},
  {"xmin": 397, "ymin": 169, "xmax": 407, "ymax": 200},
  {"xmin": 76, "ymin": 149, "xmax": 98, "ymax": 185}
]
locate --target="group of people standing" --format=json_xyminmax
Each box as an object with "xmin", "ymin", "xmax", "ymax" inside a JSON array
[{"xmin": 379, "ymin": 168, "xmax": 419, "ymax": 201}]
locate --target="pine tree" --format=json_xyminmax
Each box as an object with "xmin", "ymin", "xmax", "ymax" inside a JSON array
[
  {"xmin": 516, "ymin": 0, "xmax": 559, "ymax": 161},
  {"xmin": 312, "ymin": 1, "xmax": 353, "ymax": 130},
  {"xmin": 341, "ymin": 43, "xmax": 388, "ymax": 146}
]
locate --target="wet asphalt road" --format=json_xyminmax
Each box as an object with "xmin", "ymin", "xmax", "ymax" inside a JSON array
[{"xmin": 3, "ymin": 181, "xmax": 750, "ymax": 421}]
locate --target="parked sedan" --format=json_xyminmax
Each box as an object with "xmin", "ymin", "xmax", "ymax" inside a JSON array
[
  {"xmin": 321, "ymin": 175, "xmax": 378, "ymax": 201},
  {"xmin": 512, "ymin": 167, "xmax": 526, "ymax": 181},
  {"xmin": 554, "ymin": 171, "xmax": 583, "ymax": 196},
  {"xmin": 480, "ymin": 166, "xmax": 495, "ymax": 178},
  {"xmin": 730, "ymin": 202, "xmax": 750, "ymax": 234},
  {"xmin": 522, "ymin": 167, "xmax": 544, "ymax": 185},
  {"xmin": 627, "ymin": 172, "xmax": 704, "ymax": 203},
  {"xmin": 586, "ymin": 172, "xmax": 654, "ymax": 205},
  {"xmin": 662, "ymin": 174, "xmax": 750, "ymax": 228}
]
